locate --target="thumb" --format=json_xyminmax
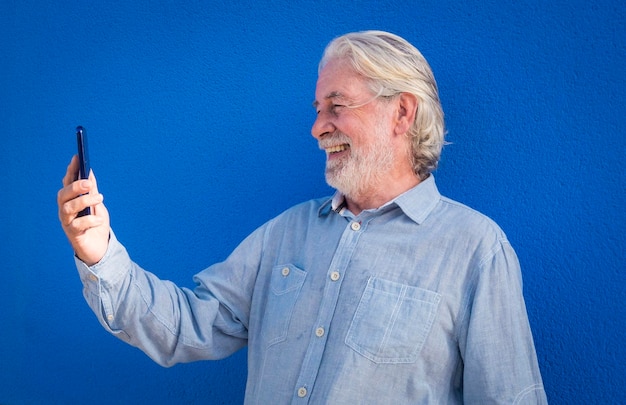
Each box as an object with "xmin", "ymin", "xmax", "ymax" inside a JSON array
[{"xmin": 88, "ymin": 169, "xmax": 100, "ymax": 194}]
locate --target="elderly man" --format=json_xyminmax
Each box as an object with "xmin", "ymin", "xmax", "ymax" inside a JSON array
[{"xmin": 58, "ymin": 31, "xmax": 547, "ymax": 403}]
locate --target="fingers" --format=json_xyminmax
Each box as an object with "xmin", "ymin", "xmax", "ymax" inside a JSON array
[
  {"xmin": 62, "ymin": 209, "xmax": 102, "ymax": 236},
  {"xmin": 57, "ymin": 178, "xmax": 91, "ymax": 212},
  {"xmin": 57, "ymin": 156, "xmax": 103, "ymax": 225},
  {"xmin": 62, "ymin": 155, "xmax": 79, "ymax": 187},
  {"xmin": 58, "ymin": 192, "xmax": 104, "ymax": 226},
  {"xmin": 58, "ymin": 155, "xmax": 111, "ymax": 265}
]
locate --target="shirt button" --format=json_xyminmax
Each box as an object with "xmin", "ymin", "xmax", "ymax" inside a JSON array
[
  {"xmin": 106, "ymin": 314, "xmax": 114, "ymax": 322},
  {"xmin": 89, "ymin": 274, "xmax": 97, "ymax": 282},
  {"xmin": 281, "ymin": 267, "xmax": 290, "ymax": 277},
  {"xmin": 330, "ymin": 271, "xmax": 340, "ymax": 281},
  {"xmin": 315, "ymin": 327, "xmax": 325, "ymax": 337},
  {"xmin": 350, "ymin": 221, "xmax": 361, "ymax": 231},
  {"xmin": 297, "ymin": 387, "xmax": 307, "ymax": 398}
]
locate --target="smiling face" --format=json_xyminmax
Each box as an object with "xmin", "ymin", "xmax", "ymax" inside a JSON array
[{"xmin": 311, "ymin": 58, "xmax": 402, "ymax": 201}]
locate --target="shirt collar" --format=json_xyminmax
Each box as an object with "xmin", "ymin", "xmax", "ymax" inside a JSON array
[
  {"xmin": 392, "ymin": 175, "xmax": 441, "ymax": 224},
  {"xmin": 318, "ymin": 175, "xmax": 441, "ymax": 224},
  {"xmin": 318, "ymin": 192, "xmax": 346, "ymax": 217}
]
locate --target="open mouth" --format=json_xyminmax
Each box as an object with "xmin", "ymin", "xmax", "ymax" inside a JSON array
[{"xmin": 325, "ymin": 144, "xmax": 349, "ymax": 154}]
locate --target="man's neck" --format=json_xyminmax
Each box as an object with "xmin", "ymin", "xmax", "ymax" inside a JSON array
[{"xmin": 344, "ymin": 172, "xmax": 421, "ymax": 216}]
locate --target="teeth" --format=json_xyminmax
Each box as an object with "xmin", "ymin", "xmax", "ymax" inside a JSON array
[{"xmin": 326, "ymin": 144, "xmax": 348, "ymax": 153}]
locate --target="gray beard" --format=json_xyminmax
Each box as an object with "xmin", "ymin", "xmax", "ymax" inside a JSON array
[{"xmin": 325, "ymin": 137, "xmax": 396, "ymax": 201}]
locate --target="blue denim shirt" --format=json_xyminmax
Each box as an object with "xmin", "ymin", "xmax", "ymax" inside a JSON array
[{"xmin": 77, "ymin": 176, "xmax": 547, "ymax": 404}]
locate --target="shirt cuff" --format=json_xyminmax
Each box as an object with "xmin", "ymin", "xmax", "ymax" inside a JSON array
[{"xmin": 75, "ymin": 230, "xmax": 132, "ymax": 292}]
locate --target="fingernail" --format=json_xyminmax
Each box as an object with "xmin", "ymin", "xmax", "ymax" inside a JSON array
[{"xmin": 81, "ymin": 180, "xmax": 90, "ymax": 188}]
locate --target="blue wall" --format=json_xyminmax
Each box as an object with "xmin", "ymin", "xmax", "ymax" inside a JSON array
[{"xmin": 1, "ymin": 1, "xmax": 624, "ymax": 403}]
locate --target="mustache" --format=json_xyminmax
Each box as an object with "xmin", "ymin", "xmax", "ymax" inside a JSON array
[{"xmin": 318, "ymin": 132, "xmax": 351, "ymax": 150}]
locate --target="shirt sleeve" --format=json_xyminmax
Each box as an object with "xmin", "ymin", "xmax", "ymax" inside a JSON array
[
  {"xmin": 75, "ymin": 229, "xmax": 260, "ymax": 367},
  {"xmin": 459, "ymin": 238, "xmax": 548, "ymax": 404}
]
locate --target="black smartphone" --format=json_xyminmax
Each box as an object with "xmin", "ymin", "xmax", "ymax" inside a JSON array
[{"xmin": 76, "ymin": 125, "xmax": 91, "ymax": 216}]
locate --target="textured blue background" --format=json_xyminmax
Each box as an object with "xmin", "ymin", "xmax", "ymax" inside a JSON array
[{"xmin": 1, "ymin": 1, "xmax": 624, "ymax": 403}]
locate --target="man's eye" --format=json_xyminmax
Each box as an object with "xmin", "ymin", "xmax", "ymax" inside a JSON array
[{"xmin": 314, "ymin": 104, "xmax": 345, "ymax": 115}]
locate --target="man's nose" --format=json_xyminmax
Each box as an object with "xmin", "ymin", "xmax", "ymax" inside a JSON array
[{"xmin": 311, "ymin": 110, "xmax": 335, "ymax": 140}]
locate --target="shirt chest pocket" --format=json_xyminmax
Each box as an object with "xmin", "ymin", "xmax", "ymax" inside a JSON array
[
  {"xmin": 262, "ymin": 264, "xmax": 307, "ymax": 348},
  {"xmin": 346, "ymin": 277, "xmax": 441, "ymax": 364}
]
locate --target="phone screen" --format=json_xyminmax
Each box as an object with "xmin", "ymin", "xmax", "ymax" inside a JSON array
[{"xmin": 76, "ymin": 126, "xmax": 91, "ymax": 216}]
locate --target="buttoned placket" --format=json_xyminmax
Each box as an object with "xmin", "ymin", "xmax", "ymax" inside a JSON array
[{"xmin": 291, "ymin": 217, "xmax": 365, "ymax": 403}]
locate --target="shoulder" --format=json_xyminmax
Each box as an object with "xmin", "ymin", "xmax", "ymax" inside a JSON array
[
  {"xmin": 435, "ymin": 195, "xmax": 508, "ymax": 240},
  {"xmin": 246, "ymin": 197, "xmax": 332, "ymax": 241},
  {"xmin": 426, "ymin": 195, "xmax": 515, "ymax": 267}
]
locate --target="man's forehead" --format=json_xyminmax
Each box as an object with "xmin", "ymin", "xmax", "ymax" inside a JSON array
[{"xmin": 316, "ymin": 69, "xmax": 354, "ymax": 91}]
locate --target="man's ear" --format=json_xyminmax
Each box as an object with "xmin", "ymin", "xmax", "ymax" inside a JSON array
[{"xmin": 393, "ymin": 92, "xmax": 418, "ymax": 136}]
